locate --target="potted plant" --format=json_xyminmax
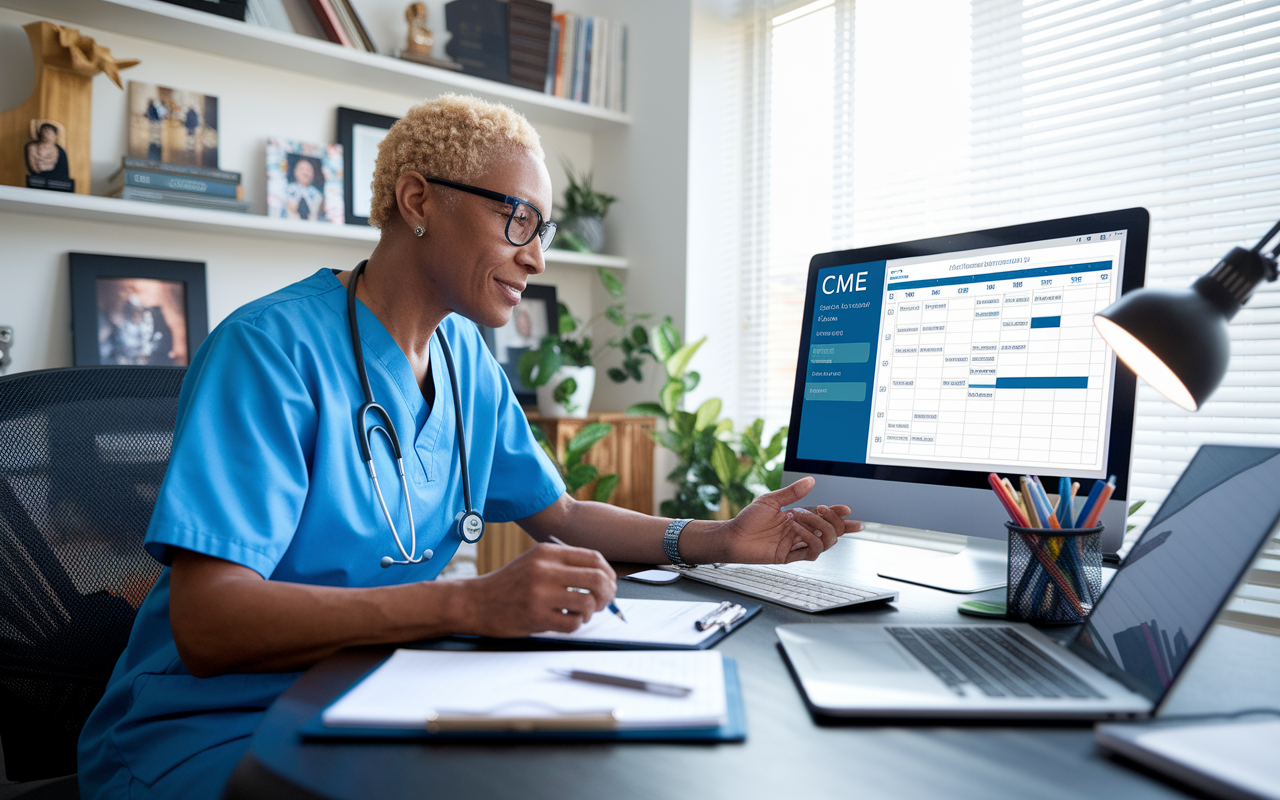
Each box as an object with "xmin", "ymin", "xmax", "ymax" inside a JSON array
[
  {"xmin": 554, "ymin": 159, "xmax": 616, "ymax": 254},
  {"xmin": 622, "ymin": 318, "xmax": 788, "ymax": 519},
  {"xmin": 530, "ymin": 421, "xmax": 619, "ymax": 502},
  {"xmin": 516, "ymin": 269, "xmax": 649, "ymax": 418},
  {"xmin": 517, "ymin": 302, "xmax": 595, "ymax": 418}
]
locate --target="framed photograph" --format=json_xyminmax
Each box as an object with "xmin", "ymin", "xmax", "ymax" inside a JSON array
[
  {"xmin": 337, "ymin": 107, "xmax": 399, "ymax": 226},
  {"xmin": 266, "ymin": 138, "xmax": 345, "ymax": 223},
  {"xmin": 480, "ymin": 284, "xmax": 557, "ymax": 406},
  {"xmin": 127, "ymin": 81, "xmax": 220, "ymax": 168},
  {"xmin": 69, "ymin": 253, "xmax": 209, "ymax": 368}
]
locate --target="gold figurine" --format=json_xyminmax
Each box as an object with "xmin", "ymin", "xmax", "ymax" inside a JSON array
[{"xmin": 397, "ymin": 3, "xmax": 461, "ymax": 71}]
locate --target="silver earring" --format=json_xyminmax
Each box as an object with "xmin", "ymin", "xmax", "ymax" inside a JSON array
[{"xmin": 413, "ymin": 226, "xmax": 425, "ymax": 237}]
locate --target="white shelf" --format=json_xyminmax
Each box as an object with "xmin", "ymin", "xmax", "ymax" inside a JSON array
[
  {"xmin": 3, "ymin": 0, "xmax": 630, "ymax": 134},
  {"xmin": 0, "ymin": 185, "xmax": 629, "ymax": 269}
]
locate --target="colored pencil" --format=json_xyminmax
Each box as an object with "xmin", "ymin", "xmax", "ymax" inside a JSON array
[
  {"xmin": 1082, "ymin": 475, "xmax": 1116, "ymax": 529},
  {"xmin": 1075, "ymin": 478, "xmax": 1107, "ymax": 528},
  {"xmin": 1019, "ymin": 477, "xmax": 1041, "ymax": 528}
]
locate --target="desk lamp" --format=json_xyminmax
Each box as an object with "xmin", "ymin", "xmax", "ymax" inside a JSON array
[{"xmin": 1093, "ymin": 219, "xmax": 1280, "ymax": 411}]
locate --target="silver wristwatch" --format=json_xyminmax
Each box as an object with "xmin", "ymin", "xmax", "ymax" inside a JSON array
[{"xmin": 663, "ymin": 518, "xmax": 694, "ymax": 567}]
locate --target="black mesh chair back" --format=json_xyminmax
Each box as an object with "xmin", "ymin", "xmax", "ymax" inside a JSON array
[{"xmin": 0, "ymin": 366, "xmax": 184, "ymax": 781}]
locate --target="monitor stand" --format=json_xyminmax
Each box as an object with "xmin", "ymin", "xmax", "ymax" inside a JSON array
[{"xmin": 868, "ymin": 528, "xmax": 1008, "ymax": 593}]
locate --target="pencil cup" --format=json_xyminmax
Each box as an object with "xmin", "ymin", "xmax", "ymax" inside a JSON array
[{"xmin": 1005, "ymin": 522, "xmax": 1103, "ymax": 625}]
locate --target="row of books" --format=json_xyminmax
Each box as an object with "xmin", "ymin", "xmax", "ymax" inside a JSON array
[
  {"xmin": 307, "ymin": 0, "xmax": 377, "ymax": 52},
  {"xmin": 107, "ymin": 158, "xmax": 250, "ymax": 214},
  {"xmin": 546, "ymin": 13, "xmax": 627, "ymax": 112}
]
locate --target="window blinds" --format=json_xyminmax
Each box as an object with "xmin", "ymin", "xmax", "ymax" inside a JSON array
[{"xmin": 728, "ymin": 0, "xmax": 1280, "ymax": 632}]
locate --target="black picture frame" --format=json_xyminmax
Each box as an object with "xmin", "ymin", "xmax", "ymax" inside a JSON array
[
  {"xmin": 479, "ymin": 284, "xmax": 558, "ymax": 406},
  {"xmin": 69, "ymin": 253, "xmax": 209, "ymax": 368},
  {"xmin": 337, "ymin": 107, "xmax": 399, "ymax": 227}
]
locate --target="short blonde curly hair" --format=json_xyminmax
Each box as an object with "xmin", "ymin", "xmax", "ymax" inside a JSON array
[{"xmin": 368, "ymin": 93, "xmax": 544, "ymax": 229}]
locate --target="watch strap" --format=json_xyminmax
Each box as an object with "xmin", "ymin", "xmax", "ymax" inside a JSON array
[{"xmin": 663, "ymin": 518, "xmax": 694, "ymax": 566}]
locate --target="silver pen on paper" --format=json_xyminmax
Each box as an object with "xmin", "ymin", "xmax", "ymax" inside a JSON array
[{"xmin": 548, "ymin": 668, "xmax": 693, "ymax": 697}]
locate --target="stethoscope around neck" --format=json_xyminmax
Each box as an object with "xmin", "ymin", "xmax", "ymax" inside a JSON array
[{"xmin": 347, "ymin": 260, "xmax": 485, "ymax": 568}]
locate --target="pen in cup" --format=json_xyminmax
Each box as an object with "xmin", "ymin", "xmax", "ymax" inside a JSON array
[{"xmin": 549, "ymin": 535, "xmax": 626, "ymax": 622}]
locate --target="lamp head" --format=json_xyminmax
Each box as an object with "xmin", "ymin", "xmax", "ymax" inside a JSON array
[{"xmin": 1094, "ymin": 245, "xmax": 1277, "ymax": 411}]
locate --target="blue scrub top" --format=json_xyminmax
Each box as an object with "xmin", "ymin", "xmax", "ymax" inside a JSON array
[{"xmin": 78, "ymin": 269, "xmax": 565, "ymax": 799}]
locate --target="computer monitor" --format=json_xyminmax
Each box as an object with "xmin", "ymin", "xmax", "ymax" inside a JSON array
[{"xmin": 782, "ymin": 208, "xmax": 1148, "ymax": 592}]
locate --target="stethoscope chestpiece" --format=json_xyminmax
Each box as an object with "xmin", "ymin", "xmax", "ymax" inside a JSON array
[{"xmin": 456, "ymin": 510, "xmax": 485, "ymax": 544}]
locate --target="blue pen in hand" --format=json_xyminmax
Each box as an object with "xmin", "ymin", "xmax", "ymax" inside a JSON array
[{"xmin": 549, "ymin": 535, "xmax": 627, "ymax": 623}]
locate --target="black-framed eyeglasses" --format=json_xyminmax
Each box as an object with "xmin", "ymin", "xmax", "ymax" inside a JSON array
[{"xmin": 426, "ymin": 177, "xmax": 557, "ymax": 251}]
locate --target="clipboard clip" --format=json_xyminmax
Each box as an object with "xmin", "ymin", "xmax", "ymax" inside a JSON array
[
  {"xmin": 426, "ymin": 708, "xmax": 619, "ymax": 733},
  {"xmin": 696, "ymin": 602, "xmax": 748, "ymax": 632}
]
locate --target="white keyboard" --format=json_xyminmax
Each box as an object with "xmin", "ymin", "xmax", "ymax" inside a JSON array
[{"xmin": 661, "ymin": 564, "xmax": 898, "ymax": 612}]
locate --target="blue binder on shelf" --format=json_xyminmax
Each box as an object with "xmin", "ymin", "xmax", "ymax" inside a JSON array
[{"xmin": 300, "ymin": 650, "xmax": 746, "ymax": 743}]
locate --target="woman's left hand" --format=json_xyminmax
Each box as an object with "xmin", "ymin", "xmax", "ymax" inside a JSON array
[{"xmin": 703, "ymin": 476, "xmax": 862, "ymax": 564}]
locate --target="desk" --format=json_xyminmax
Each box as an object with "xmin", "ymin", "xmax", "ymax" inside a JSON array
[{"xmin": 224, "ymin": 536, "xmax": 1280, "ymax": 800}]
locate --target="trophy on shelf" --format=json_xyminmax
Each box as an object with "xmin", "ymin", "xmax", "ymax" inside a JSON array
[{"xmin": 397, "ymin": 3, "xmax": 461, "ymax": 71}]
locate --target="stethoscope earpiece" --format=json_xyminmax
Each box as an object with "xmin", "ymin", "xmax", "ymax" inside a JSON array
[{"xmin": 349, "ymin": 260, "xmax": 484, "ymax": 569}]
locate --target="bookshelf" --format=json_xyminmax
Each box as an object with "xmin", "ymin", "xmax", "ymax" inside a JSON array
[
  {"xmin": 0, "ymin": 185, "xmax": 629, "ymax": 269},
  {"xmin": 3, "ymin": 0, "xmax": 630, "ymax": 134}
]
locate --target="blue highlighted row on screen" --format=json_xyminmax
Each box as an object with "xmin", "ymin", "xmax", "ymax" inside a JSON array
[
  {"xmin": 1030, "ymin": 316, "xmax": 1061, "ymax": 329},
  {"xmin": 809, "ymin": 342, "xmax": 870, "ymax": 363},
  {"xmin": 966, "ymin": 377, "xmax": 1089, "ymax": 389},
  {"xmin": 886, "ymin": 261, "xmax": 1112, "ymax": 291},
  {"xmin": 804, "ymin": 382, "xmax": 867, "ymax": 402}
]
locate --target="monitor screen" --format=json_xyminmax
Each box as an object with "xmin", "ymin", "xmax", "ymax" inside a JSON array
[
  {"xmin": 787, "ymin": 210, "xmax": 1146, "ymax": 503},
  {"xmin": 1071, "ymin": 446, "xmax": 1280, "ymax": 702}
]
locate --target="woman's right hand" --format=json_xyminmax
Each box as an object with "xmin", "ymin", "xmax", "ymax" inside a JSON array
[{"xmin": 460, "ymin": 541, "xmax": 617, "ymax": 638}]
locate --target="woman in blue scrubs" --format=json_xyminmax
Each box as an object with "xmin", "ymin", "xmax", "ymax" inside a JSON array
[{"xmin": 77, "ymin": 94, "xmax": 857, "ymax": 799}]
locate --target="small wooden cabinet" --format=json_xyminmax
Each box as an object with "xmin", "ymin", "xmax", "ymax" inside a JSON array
[{"xmin": 475, "ymin": 413, "xmax": 656, "ymax": 574}]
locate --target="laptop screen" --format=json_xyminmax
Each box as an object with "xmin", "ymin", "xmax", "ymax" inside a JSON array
[{"xmin": 1071, "ymin": 446, "xmax": 1280, "ymax": 701}]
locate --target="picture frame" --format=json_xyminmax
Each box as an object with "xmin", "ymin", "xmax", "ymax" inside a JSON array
[
  {"xmin": 69, "ymin": 253, "xmax": 209, "ymax": 368},
  {"xmin": 337, "ymin": 107, "xmax": 399, "ymax": 227},
  {"xmin": 479, "ymin": 283, "xmax": 558, "ymax": 407},
  {"xmin": 266, "ymin": 138, "xmax": 345, "ymax": 224}
]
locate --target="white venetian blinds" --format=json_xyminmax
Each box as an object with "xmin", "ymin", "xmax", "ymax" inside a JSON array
[{"xmin": 724, "ymin": 0, "xmax": 1280, "ymax": 628}]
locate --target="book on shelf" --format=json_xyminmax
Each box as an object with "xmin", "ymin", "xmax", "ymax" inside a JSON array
[
  {"xmin": 331, "ymin": 0, "xmax": 377, "ymax": 52},
  {"xmin": 155, "ymin": 0, "xmax": 248, "ymax": 21},
  {"xmin": 113, "ymin": 186, "xmax": 252, "ymax": 213},
  {"xmin": 244, "ymin": 0, "xmax": 293, "ymax": 33},
  {"xmin": 508, "ymin": 0, "xmax": 553, "ymax": 92},
  {"xmin": 109, "ymin": 170, "xmax": 244, "ymax": 200},
  {"xmin": 114, "ymin": 158, "xmax": 242, "ymax": 185},
  {"xmin": 544, "ymin": 16, "xmax": 560, "ymax": 94},
  {"xmin": 306, "ymin": 0, "xmax": 354, "ymax": 47},
  {"xmin": 444, "ymin": 0, "xmax": 511, "ymax": 83},
  {"xmin": 545, "ymin": 13, "xmax": 626, "ymax": 112}
]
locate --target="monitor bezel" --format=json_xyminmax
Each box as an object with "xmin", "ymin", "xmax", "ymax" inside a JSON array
[{"xmin": 783, "ymin": 207, "xmax": 1149, "ymax": 500}]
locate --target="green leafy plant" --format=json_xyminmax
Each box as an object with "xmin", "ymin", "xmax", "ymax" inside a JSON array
[
  {"xmin": 560, "ymin": 159, "xmax": 617, "ymax": 219},
  {"xmin": 519, "ymin": 268, "xmax": 658, "ymax": 397},
  {"xmin": 530, "ymin": 421, "xmax": 619, "ymax": 503},
  {"xmin": 622, "ymin": 319, "xmax": 786, "ymax": 520},
  {"xmin": 517, "ymin": 302, "xmax": 592, "ymax": 391},
  {"xmin": 1127, "ymin": 499, "xmax": 1146, "ymax": 534}
]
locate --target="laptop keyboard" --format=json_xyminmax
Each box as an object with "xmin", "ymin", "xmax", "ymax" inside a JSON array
[
  {"xmin": 887, "ymin": 626, "xmax": 1105, "ymax": 699},
  {"xmin": 663, "ymin": 564, "xmax": 898, "ymax": 612}
]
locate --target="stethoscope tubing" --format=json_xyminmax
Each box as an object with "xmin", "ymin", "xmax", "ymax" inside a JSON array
[{"xmin": 347, "ymin": 260, "xmax": 482, "ymax": 567}]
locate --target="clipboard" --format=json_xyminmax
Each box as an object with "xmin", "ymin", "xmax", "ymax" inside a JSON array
[{"xmin": 300, "ymin": 656, "xmax": 746, "ymax": 743}]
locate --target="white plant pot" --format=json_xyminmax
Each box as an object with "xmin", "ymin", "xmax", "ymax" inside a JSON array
[{"xmin": 536, "ymin": 365, "xmax": 595, "ymax": 418}]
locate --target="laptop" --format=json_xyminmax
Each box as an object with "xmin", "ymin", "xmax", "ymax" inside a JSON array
[{"xmin": 777, "ymin": 445, "xmax": 1280, "ymax": 720}]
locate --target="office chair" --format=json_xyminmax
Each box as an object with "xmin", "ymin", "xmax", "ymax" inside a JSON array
[{"xmin": 0, "ymin": 366, "xmax": 184, "ymax": 796}]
